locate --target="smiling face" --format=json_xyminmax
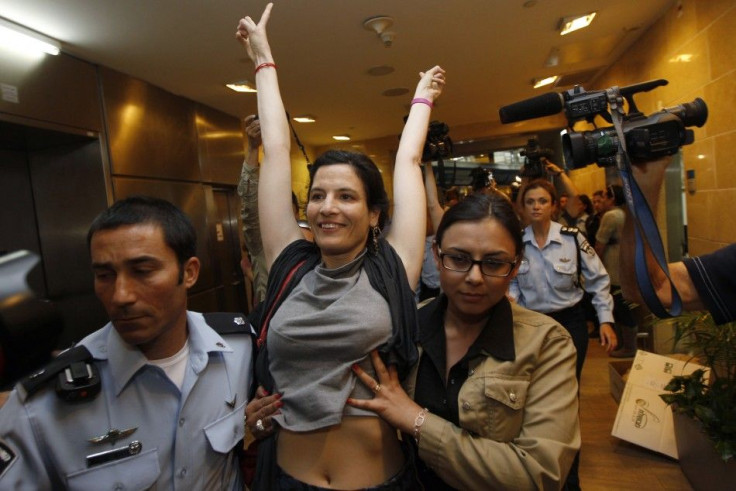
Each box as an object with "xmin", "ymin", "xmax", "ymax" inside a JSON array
[
  {"xmin": 306, "ymin": 164, "xmax": 379, "ymax": 269},
  {"xmin": 90, "ymin": 223, "xmax": 199, "ymax": 359},
  {"xmin": 435, "ymin": 218, "xmax": 519, "ymax": 320},
  {"xmin": 523, "ymin": 187, "xmax": 555, "ymax": 226}
]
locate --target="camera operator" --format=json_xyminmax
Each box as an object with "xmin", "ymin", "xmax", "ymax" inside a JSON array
[{"xmin": 620, "ymin": 157, "xmax": 736, "ymax": 324}]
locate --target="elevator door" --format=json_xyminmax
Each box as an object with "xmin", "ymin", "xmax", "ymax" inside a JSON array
[{"xmin": 212, "ymin": 188, "xmax": 248, "ymax": 314}]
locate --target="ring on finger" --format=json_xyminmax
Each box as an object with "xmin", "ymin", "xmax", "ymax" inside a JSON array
[
  {"xmin": 373, "ymin": 383, "xmax": 382, "ymax": 393},
  {"xmin": 256, "ymin": 419, "xmax": 265, "ymax": 432}
]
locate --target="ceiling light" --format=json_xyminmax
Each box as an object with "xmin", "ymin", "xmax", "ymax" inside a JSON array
[
  {"xmin": 225, "ymin": 81, "xmax": 256, "ymax": 93},
  {"xmin": 293, "ymin": 115, "xmax": 316, "ymax": 123},
  {"xmin": 332, "ymin": 135, "xmax": 351, "ymax": 141},
  {"xmin": 532, "ymin": 76, "xmax": 559, "ymax": 89},
  {"xmin": 669, "ymin": 53, "xmax": 693, "ymax": 63},
  {"xmin": 0, "ymin": 17, "xmax": 60, "ymax": 55},
  {"xmin": 363, "ymin": 15, "xmax": 395, "ymax": 48},
  {"xmin": 559, "ymin": 12, "xmax": 596, "ymax": 36}
]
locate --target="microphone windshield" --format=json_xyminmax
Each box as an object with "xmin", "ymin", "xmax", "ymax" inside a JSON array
[{"xmin": 499, "ymin": 92, "xmax": 564, "ymax": 124}]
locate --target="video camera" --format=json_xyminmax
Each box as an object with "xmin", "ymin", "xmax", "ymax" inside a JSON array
[
  {"xmin": 519, "ymin": 138, "xmax": 554, "ymax": 179},
  {"xmin": 499, "ymin": 79, "xmax": 707, "ymax": 169}
]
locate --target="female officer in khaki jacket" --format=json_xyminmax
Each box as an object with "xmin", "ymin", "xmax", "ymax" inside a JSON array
[{"xmin": 349, "ymin": 192, "xmax": 580, "ymax": 490}]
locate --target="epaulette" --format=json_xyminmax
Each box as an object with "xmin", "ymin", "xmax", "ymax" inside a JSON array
[
  {"xmin": 19, "ymin": 345, "xmax": 100, "ymax": 403},
  {"xmin": 560, "ymin": 226, "xmax": 580, "ymax": 236},
  {"xmin": 203, "ymin": 312, "xmax": 256, "ymax": 336}
]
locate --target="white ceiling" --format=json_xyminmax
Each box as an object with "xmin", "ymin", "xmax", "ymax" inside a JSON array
[{"xmin": 0, "ymin": 0, "xmax": 674, "ymax": 147}]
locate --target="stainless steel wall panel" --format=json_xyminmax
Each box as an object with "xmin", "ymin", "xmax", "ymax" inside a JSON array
[
  {"xmin": 0, "ymin": 52, "xmax": 102, "ymax": 132},
  {"xmin": 0, "ymin": 148, "xmax": 45, "ymax": 296},
  {"xmin": 29, "ymin": 140, "xmax": 109, "ymax": 297},
  {"xmin": 195, "ymin": 105, "xmax": 244, "ymax": 185},
  {"xmin": 101, "ymin": 68, "xmax": 200, "ymax": 181},
  {"xmin": 112, "ymin": 177, "xmax": 215, "ymax": 294}
]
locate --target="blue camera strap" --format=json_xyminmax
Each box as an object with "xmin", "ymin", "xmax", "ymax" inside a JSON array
[{"xmin": 607, "ymin": 88, "xmax": 682, "ymax": 317}]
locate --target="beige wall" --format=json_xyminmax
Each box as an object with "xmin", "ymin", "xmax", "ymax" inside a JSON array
[{"xmin": 594, "ymin": 0, "xmax": 736, "ymax": 256}]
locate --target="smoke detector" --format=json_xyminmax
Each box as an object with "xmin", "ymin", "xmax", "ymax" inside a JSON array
[{"xmin": 363, "ymin": 15, "xmax": 395, "ymax": 48}]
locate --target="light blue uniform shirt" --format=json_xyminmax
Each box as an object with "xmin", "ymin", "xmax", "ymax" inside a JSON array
[
  {"xmin": 0, "ymin": 311, "xmax": 253, "ymax": 490},
  {"xmin": 509, "ymin": 222, "xmax": 614, "ymax": 324}
]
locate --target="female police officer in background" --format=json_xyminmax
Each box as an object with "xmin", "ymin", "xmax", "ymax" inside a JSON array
[
  {"xmin": 349, "ymin": 192, "xmax": 580, "ymax": 490},
  {"xmin": 509, "ymin": 178, "xmax": 616, "ymax": 490}
]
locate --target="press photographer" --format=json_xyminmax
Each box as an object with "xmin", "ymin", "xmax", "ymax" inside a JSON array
[{"xmin": 519, "ymin": 138, "xmax": 554, "ymax": 179}]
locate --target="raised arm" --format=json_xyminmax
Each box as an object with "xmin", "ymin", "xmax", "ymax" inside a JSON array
[
  {"xmin": 236, "ymin": 115, "xmax": 268, "ymax": 304},
  {"xmin": 423, "ymin": 162, "xmax": 445, "ymax": 235},
  {"xmin": 546, "ymin": 160, "xmax": 581, "ymax": 219},
  {"xmin": 386, "ymin": 67, "xmax": 446, "ymax": 287},
  {"xmin": 619, "ymin": 156, "xmax": 704, "ymax": 309},
  {"xmin": 236, "ymin": 3, "xmax": 301, "ymax": 270}
]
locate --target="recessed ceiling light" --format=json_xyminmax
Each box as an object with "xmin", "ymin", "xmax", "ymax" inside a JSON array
[
  {"xmin": 669, "ymin": 53, "xmax": 693, "ymax": 63},
  {"xmin": 559, "ymin": 13, "xmax": 596, "ymax": 36},
  {"xmin": 532, "ymin": 76, "xmax": 559, "ymax": 89},
  {"xmin": 332, "ymin": 135, "xmax": 351, "ymax": 141},
  {"xmin": 382, "ymin": 87, "xmax": 409, "ymax": 97},
  {"xmin": 293, "ymin": 115, "xmax": 316, "ymax": 123},
  {"xmin": 226, "ymin": 81, "xmax": 256, "ymax": 93},
  {"xmin": 367, "ymin": 65, "xmax": 395, "ymax": 76}
]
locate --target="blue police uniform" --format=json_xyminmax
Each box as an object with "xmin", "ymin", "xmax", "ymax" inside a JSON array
[
  {"xmin": 0, "ymin": 311, "xmax": 253, "ymax": 490},
  {"xmin": 509, "ymin": 222, "xmax": 614, "ymax": 323},
  {"xmin": 509, "ymin": 221, "xmax": 614, "ymax": 378}
]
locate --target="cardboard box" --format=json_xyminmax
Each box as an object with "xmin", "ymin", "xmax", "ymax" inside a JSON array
[
  {"xmin": 608, "ymin": 360, "xmax": 633, "ymax": 404},
  {"xmin": 611, "ymin": 350, "xmax": 707, "ymax": 459}
]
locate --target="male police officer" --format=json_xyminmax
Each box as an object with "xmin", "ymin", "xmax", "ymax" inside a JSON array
[{"xmin": 0, "ymin": 196, "xmax": 253, "ymax": 489}]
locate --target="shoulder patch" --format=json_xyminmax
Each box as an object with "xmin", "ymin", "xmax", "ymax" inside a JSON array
[
  {"xmin": 0, "ymin": 439, "xmax": 17, "ymax": 479},
  {"xmin": 579, "ymin": 237, "xmax": 595, "ymax": 256},
  {"xmin": 203, "ymin": 312, "xmax": 255, "ymax": 336}
]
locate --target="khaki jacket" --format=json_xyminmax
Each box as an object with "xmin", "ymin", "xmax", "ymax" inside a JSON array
[{"xmin": 405, "ymin": 302, "xmax": 580, "ymax": 490}]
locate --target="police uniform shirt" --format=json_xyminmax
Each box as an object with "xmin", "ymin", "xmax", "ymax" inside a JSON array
[
  {"xmin": 0, "ymin": 311, "xmax": 253, "ymax": 490},
  {"xmin": 509, "ymin": 222, "xmax": 615, "ymax": 324}
]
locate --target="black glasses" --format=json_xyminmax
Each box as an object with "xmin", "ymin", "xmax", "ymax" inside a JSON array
[{"xmin": 438, "ymin": 249, "xmax": 517, "ymax": 277}]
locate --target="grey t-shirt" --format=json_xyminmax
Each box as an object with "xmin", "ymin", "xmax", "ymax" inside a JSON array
[{"xmin": 268, "ymin": 251, "xmax": 392, "ymax": 431}]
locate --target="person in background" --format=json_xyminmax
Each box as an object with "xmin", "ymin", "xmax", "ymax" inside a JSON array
[
  {"xmin": 349, "ymin": 192, "xmax": 580, "ymax": 490},
  {"xmin": 620, "ymin": 157, "xmax": 736, "ymax": 325},
  {"xmin": 596, "ymin": 184, "xmax": 639, "ymax": 358},
  {"xmin": 586, "ymin": 190, "xmax": 605, "ymax": 248},
  {"xmin": 509, "ymin": 178, "xmax": 616, "ymax": 491},
  {"xmin": 0, "ymin": 196, "xmax": 253, "ymax": 488},
  {"xmin": 237, "ymin": 114, "xmax": 312, "ymax": 308},
  {"xmin": 574, "ymin": 194, "xmax": 593, "ymax": 239},
  {"xmin": 236, "ymin": 4, "xmax": 445, "ymax": 488}
]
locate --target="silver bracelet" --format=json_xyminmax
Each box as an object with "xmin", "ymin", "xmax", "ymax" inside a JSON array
[{"xmin": 413, "ymin": 408, "xmax": 429, "ymax": 444}]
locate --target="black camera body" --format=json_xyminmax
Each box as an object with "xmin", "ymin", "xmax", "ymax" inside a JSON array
[
  {"xmin": 520, "ymin": 138, "xmax": 554, "ymax": 179},
  {"xmin": 499, "ymin": 79, "xmax": 708, "ymax": 169},
  {"xmin": 422, "ymin": 120, "xmax": 453, "ymax": 163}
]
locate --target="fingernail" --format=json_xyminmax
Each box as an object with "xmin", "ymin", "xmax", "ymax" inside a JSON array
[
  {"xmin": 351, "ymin": 364, "xmax": 359, "ymax": 372},
  {"xmin": 262, "ymin": 389, "xmax": 270, "ymax": 396},
  {"xmin": 276, "ymin": 401, "xmax": 283, "ymax": 408},
  {"xmin": 275, "ymin": 393, "xmax": 283, "ymax": 400},
  {"xmin": 346, "ymin": 398, "xmax": 354, "ymax": 404}
]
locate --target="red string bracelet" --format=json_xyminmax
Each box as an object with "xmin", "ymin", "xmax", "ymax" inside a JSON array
[
  {"xmin": 255, "ymin": 62, "xmax": 277, "ymax": 74},
  {"xmin": 411, "ymin": 97, "xmax": 433, "ymax": 108}
]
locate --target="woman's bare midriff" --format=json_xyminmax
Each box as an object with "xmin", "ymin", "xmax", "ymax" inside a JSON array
[{"xmin": 277, "ymin": 416, "xmax": 405, "ymax": 488}]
